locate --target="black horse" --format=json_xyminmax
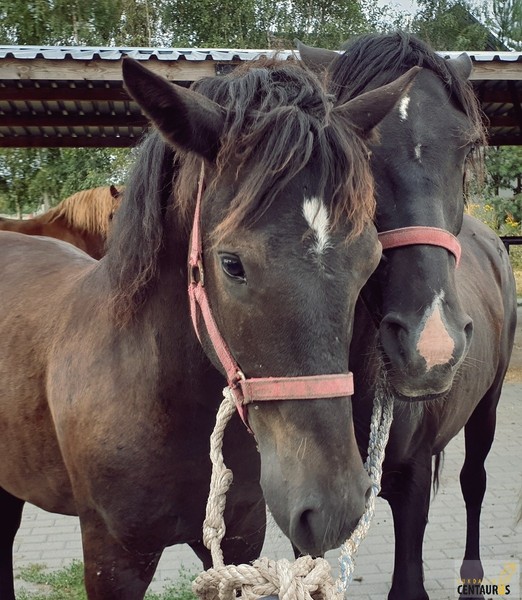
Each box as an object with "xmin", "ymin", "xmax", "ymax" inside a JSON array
[{"xmin": 299, "ymin": 32, "xmax": 517, "ymax": 600}]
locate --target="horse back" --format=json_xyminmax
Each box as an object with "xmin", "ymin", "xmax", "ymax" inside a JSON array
[
  {"xmin": 0, "ymin": 231, "xmax": 97, "ymax": 512},
  {"xmin": 459, "ymin": 214, "xmax": 517, "ymax": 362}
]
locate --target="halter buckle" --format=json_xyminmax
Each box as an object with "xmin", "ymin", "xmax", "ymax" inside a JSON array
[
  {"xmin": 189, "ymin": 260, "xmax": 205, "ymax": 286},
  {"xmin": 230, "ymin": 370, "xmax": 246, "ymax": 389}
]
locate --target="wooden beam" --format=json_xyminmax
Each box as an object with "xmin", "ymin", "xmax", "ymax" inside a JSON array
[
  {"xmin": 0, "ymin": 85, "xmax": 129, "ymax": 101},
  {"xmin": 470, "ymin": 61, "xmax": 522, "ymax": 81},
  {"xmin": 0, "ymin": 114, "xmax": 147, "ymax": 127},
  {"xmin": 0, "ymin": 135, "xmax": 139, "ymax": 148},
  {"xmin": 488, "ymin": 133, "xmax": 522, "ymax": 145},
  {"xmin": 487, "ymin": 115, "xmax": 522, "ymax": 127},
  {"xmin": 0, "ymin": 57, "xmax": 220, "ymax": 82}
]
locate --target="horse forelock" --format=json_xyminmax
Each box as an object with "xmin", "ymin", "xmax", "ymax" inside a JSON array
[
  {"xmin": 47, "ymin": 187, "xmax": 121, "ymax": 235},
  {"xmin": 175, "ymin": 58, "xmax": 375, "ymax": 241},
  {"xmin": 331, "ymin": 32, "xmax": 487, "ymax": 152}
]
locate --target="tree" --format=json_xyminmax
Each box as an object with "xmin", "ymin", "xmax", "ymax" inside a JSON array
[
  {"xmin": 157, "ymin": 0, "xmax": 379, "ymax": 50},
  {"xmin": 0, "ymin": 148, "xmax": 42, "ymax": 216},
  {"xmin": 0, "ymin": 0, "xmax": 125, "ymax": 45},
  {"xmin": 489, "ymin": 0, "xmax": 522, "ymax": 50},
  {"xmin": 0, "ymin": 147, "xmax": 127, "ymax": 216},
  {"xmin": 483, "ymin": 146, "xmax": 522, "ymax": 233},
  {"xmin": 411, "ymin": 0, "xmax": 492, "ymax": 50}
]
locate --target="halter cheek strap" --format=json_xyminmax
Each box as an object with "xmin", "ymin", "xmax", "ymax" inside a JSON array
[
  {"xmin": 187, "ymin": 164, "xmax": 354, "ymax": 430},
  {"xmin": 378, "ymin": 225, "xmax": 461, "ymax": 266}
]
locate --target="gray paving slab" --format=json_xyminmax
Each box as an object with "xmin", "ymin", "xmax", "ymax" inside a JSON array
[{"xmin": 13, "ymin": 383, "xmax": 521, "ymax": 599}]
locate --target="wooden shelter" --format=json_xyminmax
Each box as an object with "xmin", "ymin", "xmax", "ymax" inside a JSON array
[{"xmin": 1, "ymin": 45, "xmax": 522, "ymax": 148}]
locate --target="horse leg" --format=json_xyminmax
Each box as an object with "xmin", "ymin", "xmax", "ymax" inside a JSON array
[
  {"xmin": 384, "ymin": 453, "xmax": 432, "ymax": 600},
  {"xmin": 80, "ymin": 512, "xmax": 162, "ymax": 600},
  {"xmin": 458, "ymin": 390, "xmax": 499, "ymax": 600},
  {"xmin": 0, "ymin": 487, "xmax": 24, "ymax": 600}
]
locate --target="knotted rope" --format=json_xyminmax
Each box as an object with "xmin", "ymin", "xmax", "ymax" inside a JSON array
[{"xmin": 193, "ymin": 385, "xmax": 393, "ymax": 600}]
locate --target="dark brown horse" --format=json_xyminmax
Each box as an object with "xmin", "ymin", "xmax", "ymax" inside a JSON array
[
  {"xmin": 299, "ymin": 33, "xmax": 517, "ymax": 600},
  {"xmin": 0, "ymin": 185, "xmax": 121, "ymax": 259},
  {"xmin": 0, "ymin": 57, "xmax": 415, "ymax": 599}
]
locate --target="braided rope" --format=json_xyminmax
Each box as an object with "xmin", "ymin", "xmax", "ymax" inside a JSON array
[
  {"xmin": 337, "ymin": 385, "xmax": 393, "ymax": 594},
  {"xmin": 193, "ymin": 385, "xmax": 394, "ymax": 600}
]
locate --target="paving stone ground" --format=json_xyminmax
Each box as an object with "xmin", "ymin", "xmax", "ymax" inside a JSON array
[{"xmin": 12, "ymin": 308, "xmax": 522, "ymax": 599}]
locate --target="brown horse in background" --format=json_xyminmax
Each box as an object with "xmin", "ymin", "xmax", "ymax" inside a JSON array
[{"xmin": 0, "ymin": 185, "xmax": 122, "ymax": 259}]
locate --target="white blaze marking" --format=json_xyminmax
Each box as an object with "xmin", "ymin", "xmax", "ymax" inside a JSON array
[
  {"xmin": 398, "ymin": 95, "xmax": 410, "ymax": 121},
  {"xmin": 416, "ymin": 292, "xmax": 455, "ymax": 370},
  {"xmin": 414, "ymin": 144, "xmax": 422, "ymax": 161},
  {"xmin": 302, "ymin": 197, "xmax": 331, "ymax": 255}
]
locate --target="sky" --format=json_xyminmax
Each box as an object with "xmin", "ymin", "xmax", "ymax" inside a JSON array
[
  {"xmin": 375, "ymin": 0, "xmax": 490, "ymax": 17},
  {"xmin": 379, "ymin": 0, "xmax": 418, "ymax": 13}
]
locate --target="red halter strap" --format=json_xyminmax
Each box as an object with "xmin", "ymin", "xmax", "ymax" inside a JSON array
[
  {"xmin": 378, "ymin": 226, "xmax": 461, "ymax": 267},
  {"xmin": 187, "ymin": 164, "xmax": 354, "ymax": 429}
]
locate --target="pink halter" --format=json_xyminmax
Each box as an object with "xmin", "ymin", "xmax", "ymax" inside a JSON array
[
  {"xmin": 378, "ymin": 226, "xmax": 461, "ymax": 266},
  {"xmin": 188, "ymin": 165, "xmax": 354, "ymax": 429}
]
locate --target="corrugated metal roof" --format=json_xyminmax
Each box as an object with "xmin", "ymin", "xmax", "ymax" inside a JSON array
[
  {"xmin": 2, "ymin": 45, "xmax": 522, "ymax": 63},
  {"xmin": 0, "ymin": 45, "xmax": 521, "ymax": 147},
  {"xmin": 441, "ymin": 50, "xmax": 522, "ymax": 62},
  {"xmin": 0, "ymin": 46, "xmax": 296, "ymax": 62}
]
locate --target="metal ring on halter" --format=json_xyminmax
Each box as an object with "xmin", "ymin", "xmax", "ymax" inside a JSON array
[{"xmin": 189, "ymin": 260, "xmax": 205, "ymax": 285}]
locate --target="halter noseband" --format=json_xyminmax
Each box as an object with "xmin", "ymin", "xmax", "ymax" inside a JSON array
[
  {"xmin": 188, "ymin": 165, "xmax": 354, "ymax": 430},
  {"xmin": 378, "ymin": 226, "xmax": 461, "ymax": 266}
]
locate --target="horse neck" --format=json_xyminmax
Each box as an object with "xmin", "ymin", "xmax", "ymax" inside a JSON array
[
  {"xmin": 43, "ymin": 214, "xmax": 107, "ymax": 259},
  {"xmin": 103, "ymin": 211, "xmax": 194, "ymax": 344},
  {"xmin": 107, "ymin": 216, "xmax": 223, "ymax": 397},
  {"xmin": 0, "ymin": 216, "xmax": 44, "ymax": 234}
]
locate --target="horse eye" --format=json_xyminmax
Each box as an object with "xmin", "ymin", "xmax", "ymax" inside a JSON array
[{"xmin": 220, "ymin": 254, "xmax": 246, "ymax": 282}]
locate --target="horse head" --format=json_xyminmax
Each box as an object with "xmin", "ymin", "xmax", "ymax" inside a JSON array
[
  {"xmin": 299, "ymin": 34, "xmax": 485, "ymax": 401},
  {"xmin": 122, "ymin": 56, "xmax": 413, "ymax": 554}
]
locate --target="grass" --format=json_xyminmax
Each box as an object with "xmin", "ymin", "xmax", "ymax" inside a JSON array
[{"xmin": 16, "ymin": 561, "xmax": 197, "ymax": 600}]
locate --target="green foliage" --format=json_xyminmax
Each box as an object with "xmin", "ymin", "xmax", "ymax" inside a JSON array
[
  {"xmin": 489, "ymin": 0, "xmax": 522, "ymax": 50},
  {"xmin": 411, "ymin": 0, "xmax": 491, "ymax": 50},
  {"xmin": 16, "ymin": 561, "xmax": 87, "ymax": 600},
  {"xmin": 0, "ymin": 148, "xmax": 129, "ymax": 215},
  {"xmin": 0, "ymin": 0, "xmax": 125, "ymax": 45},
  {"xmin": 474, "ymin": 146, "xmax": 522, "ymax": 236},
  {"xmin": 158, "ymin": 0, "xmax": 378, "ymax": 49},
  {"xmin": 16, "ymin": 561, "xmax": 197, "ymax": 600},
  {"xmin": 484, "ymin": 146, "xmax": 522, "ymax": 195}
]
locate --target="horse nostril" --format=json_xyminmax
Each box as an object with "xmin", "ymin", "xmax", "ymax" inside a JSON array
[
  {"xmin": 380, "ymin": 313, "xmax": 410, "ymax": 360},
  {"xmin": 464, "ymin": 318, "xmax": 473, "ymax": 343},
  {"xmin": 295, "ymin": 507, "xmax": 319, "ymax": 553}
]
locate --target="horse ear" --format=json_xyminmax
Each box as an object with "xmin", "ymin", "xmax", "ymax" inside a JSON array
[
  {"xmin": 122, "ymin": 57, "xmax": 225, "ymax": 161},
  {"xmin": 447, "ymin": 52, "xmax": 472, "ymax": 80},
  {"xmin": 296, "ymin": 39, "xmax": 337, "ymax": 73},
  {"xmin": 109, "ymin": 185, "xmax": 120, "ymax": 199},
  {"xmin": 334, "ymin": 66, "xmax": 422, "ymax": 137}
]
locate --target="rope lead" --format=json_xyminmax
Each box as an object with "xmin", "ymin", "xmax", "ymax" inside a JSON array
[{"xmin": 193, "ymin": 386, "xmax": 394, "ymax": 600}]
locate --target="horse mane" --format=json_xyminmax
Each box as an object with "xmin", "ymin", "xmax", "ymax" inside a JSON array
[
  {"xmin": 329, "ymin": 32, "xmax": 487, "ymax": 150},
  {"xmin": 106, "ymin": 131, "xmax": 176, "ymax": 324},
  {"xmin": 44, "ymin": 186, "xmax": 121, "ymax": 235},
  {"xmin": 108, "ymin": 58, "xmax": 375, "ymax": 324}
]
